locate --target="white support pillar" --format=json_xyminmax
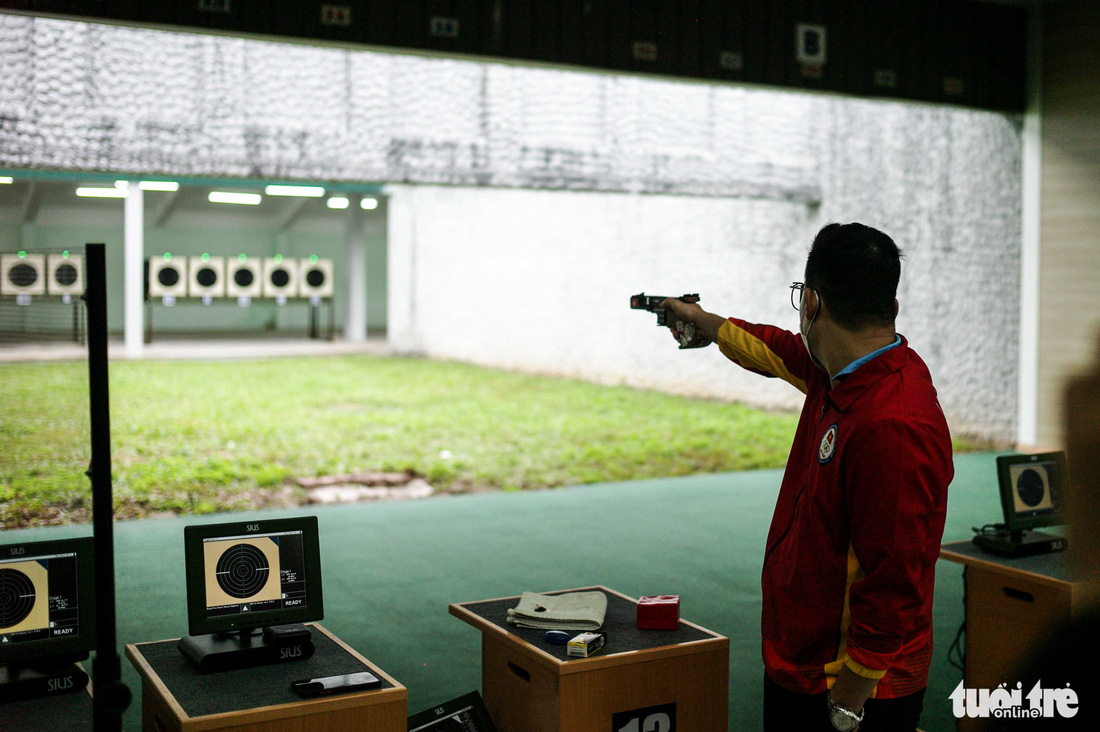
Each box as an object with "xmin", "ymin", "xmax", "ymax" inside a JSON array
[
  {"xmin": 1018, "ymin": 5, "xmax": 1042, "ymax": 448},
  {"xmin": 124, "ymin": 183, "xmax": 145, "ymax": 358},
  {"xmin": 344, "ymin": 193, "xmax": 367, "ymax": 342}
]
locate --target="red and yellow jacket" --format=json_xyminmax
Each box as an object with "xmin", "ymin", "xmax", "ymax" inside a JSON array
[{"xmin": 717, "ymin": 318, "xmax": 953, "ymax": 699}]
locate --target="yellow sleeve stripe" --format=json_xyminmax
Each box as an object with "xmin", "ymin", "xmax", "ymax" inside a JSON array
[
  {"xmin": 716, "ymin": 320, "xmax": 808, "ymax": 394},
  {"xmin": 844, "ymin": 658, "xmax": 888, "ymax": 680}
]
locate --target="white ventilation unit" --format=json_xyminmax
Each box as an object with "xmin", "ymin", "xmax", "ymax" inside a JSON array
[
  {"xmin": 225, "ymin": 256, "xmax": 262, "ymax": 298},
  {"xmin": 1, "ymin": 253, "xmax": 46, "ymax": 296},
  {"xmin": 46, "ymin": 253, "xmax": 84, "ymax": 296},
  {"xmin": 148, "ymin": 256, "xmax": 189, "ymax": 298},
  {"xmin": 263, "ymin": 257, "xmax": 299, "ymax": 298},
  {"xmin": 298, "ymin": 258, "xmax": 334, "ymax": 299},
  {"xmin": 188, "ymin": 256, "xmax": 226, "ymax": 298}
]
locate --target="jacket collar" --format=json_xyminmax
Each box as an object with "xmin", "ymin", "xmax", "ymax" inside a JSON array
[{"xmin": 825, "ymin": 335, "xmax": 909, "ymax": 412}]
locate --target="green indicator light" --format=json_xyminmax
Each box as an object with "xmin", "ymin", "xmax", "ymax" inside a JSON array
[
  {"xmin": 238, "ymin": 253, "xmax": 247, "ymax": 263},
  {"xmin": 18, "ymin": 250, "xmax": 27, "ymax": 258},
  {"xmin": 201, "ymin": 252, "xmax": 210, "ymax": 262},
  {"xmin": 274, "ymin": 254, "xmax": 284, "ymax": 264},
  {"xmin": 62, "ymin": 250, "xmax": 70, "ymax": 259},
  {"xmin": 309, "ymin": 254, "xmax": 319, "ymax": 264},
  {"xmin": 164, "ymin": 253, "xmax": 172, "ymax": 262}
]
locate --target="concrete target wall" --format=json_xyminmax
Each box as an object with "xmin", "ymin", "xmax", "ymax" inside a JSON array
[{"xmin": 0, "ymin": 16, "xmax": 1021, "ymax": 441}]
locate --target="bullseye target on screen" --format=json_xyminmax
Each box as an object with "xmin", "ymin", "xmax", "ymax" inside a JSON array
[
  {"xmin": 203, "ymin": 538, "xmax": 281, "ymax": 610},
  {"xmin": 1009, "ymin": 463, "xmax": 1054, "ymax": 512},
  {"xmin": 47, "ymin": 253, "xmax": 84, "ymax": 296},
  {"xmin": 0, "ymin": 561, "xmax": 49, "ymax": 636},
  {"xmin": 1, "ymin": 253, "xmax": 47, "ymax": 296}
]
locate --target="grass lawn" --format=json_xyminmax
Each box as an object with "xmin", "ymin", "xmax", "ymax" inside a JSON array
[{"xmin": 2, "ymin": 354, "xmax": 808, "ymax": 528}]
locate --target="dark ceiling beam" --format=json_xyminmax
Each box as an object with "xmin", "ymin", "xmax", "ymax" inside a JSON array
[
  {"xmin": 20, "ymin": 182, "xmax": 42, "ymax": 223},
  {"xmin": 153, "ymin": 189, "xmax": 182, "ymax": 228},
  {"xmin": 275, "ymin": 197, "xmax": 311, "ymax": 232}
]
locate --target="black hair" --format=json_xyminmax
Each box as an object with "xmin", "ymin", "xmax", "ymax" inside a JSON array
[{"xmin": 804, "ymin": 222, "xmax": 903, "ymax": 331}]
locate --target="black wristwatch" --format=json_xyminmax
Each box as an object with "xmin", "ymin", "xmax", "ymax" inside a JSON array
[{"xmin": 827, "ymin": 693, "xmax": 864, "ymax": 731}]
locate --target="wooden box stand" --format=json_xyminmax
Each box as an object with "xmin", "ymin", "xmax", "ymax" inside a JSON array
[
  {"xmin": 125, "ymin": 624, "xmax": 406, "ymax": 732},
  {"xmin": 450, "ymin": 586, "xmax": 729, "ymax": 732},
  {"xmin": 940, "ymin": 541, "xmax": 1087, "ymax": 732}
]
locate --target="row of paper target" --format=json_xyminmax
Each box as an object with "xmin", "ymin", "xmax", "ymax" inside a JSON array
[
  {"xmin": 1, "ymin": 252, "xmax": 84, "ymax": 297},
  {"xmin": 1, "ymin": 252, "xmax": 335, "ymax": 300},
  {"xmin": 148, "ymin": 255, "xmax": 334, "ymax": 299}
]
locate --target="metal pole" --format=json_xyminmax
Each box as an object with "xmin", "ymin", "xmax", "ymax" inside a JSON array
[{"xmin": 84, "ymin": 243, "xmax": 131, "ymax": 731}]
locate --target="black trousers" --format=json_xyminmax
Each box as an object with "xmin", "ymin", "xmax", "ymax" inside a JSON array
[{"xmin": 763, "ymin": 675, "xmax": 926, "ymax": 732}]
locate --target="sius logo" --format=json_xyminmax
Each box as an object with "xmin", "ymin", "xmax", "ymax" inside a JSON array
[
  {"xmin": 47, "ymin": 676, "xmax": 74, "ymax": 692},
  {"xmin": 9, "ymin": 547, "xmax": 25, "ymax": 556},
  {"xmin": 279, "ymin": 645, "xmax": 302, "ymax": 659},
  {"xmin": 245, "ymin": 524, "xmax": 260, "ymax": 532},
  {"xmin": 950, "ymin": 681, "xmax": 1078, "ymax": 719}
]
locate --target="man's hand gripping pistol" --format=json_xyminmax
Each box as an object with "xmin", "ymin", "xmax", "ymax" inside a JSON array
[{"xmin": 629, "ymin": 293, "xmax": 711, "ymax": 349}]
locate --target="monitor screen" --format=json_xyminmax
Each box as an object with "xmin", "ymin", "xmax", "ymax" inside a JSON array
[
  {"xmin": 0, "ymin": 537, "xmax": 96, "ymax": 665},
  {"xmin": 996, "ymin": 452, "xmax": 1068, "ymax": 532},
  {"xmin": 184, "ymin": 516, "xmax": 323, "ymax": 636}
]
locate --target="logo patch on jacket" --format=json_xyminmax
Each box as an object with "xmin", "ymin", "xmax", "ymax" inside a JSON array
[{"xmin": 819, "ymin": 423, "xmax": 838, "ymax": 464}]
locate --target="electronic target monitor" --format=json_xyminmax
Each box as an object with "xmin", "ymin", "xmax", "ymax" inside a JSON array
[
  {"xmin": 0, "ymin": 537, "xmax": 96, "ymax": 665},
  {"xmin": 183, "ymin": 516, "xmax": 323, "ymax": 636},
  {"xmin": 996, "ymin": 451, "xmax": 1068, "ymax": 533}
]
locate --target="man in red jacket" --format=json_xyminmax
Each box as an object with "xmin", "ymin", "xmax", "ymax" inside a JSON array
[{"xmin": 662, "ymin": 223, "xmax": 953, "ymax": 732}]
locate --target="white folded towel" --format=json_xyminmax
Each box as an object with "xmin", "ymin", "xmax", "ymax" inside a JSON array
[{"xmin": 506, "ymin": 591, "xmax": 608, "ymax": 631}]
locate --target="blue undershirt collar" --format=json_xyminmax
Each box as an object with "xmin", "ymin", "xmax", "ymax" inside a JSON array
[{"xmin": 833, "ymin": 335, "xmax": 902, "ymax": 380}]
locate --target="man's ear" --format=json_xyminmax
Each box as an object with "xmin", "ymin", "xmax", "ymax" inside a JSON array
[{"xmin": 894, "ymin": 299, "xmax": 899, "ymax": 319}]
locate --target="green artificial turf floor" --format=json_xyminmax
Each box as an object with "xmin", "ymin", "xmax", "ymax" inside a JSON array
[{"xmin": 2, "ymin": 452, "xmax": 1008, "ymax": 731}]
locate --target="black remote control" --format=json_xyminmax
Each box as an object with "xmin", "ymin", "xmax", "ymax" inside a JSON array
[{"xmin": 263, "ymin": 623, "xmax": 312, "ymax": 641}]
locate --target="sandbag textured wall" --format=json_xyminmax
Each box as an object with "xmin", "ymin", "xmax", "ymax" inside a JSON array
[{"xmin": 0, "ymin": 16, "xmax": 1021, "ymax": 440}]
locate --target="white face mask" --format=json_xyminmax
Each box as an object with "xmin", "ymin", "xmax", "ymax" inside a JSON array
[{"xmin": 800, "ymin": 290, "xmax": 824, "ymax": 370}]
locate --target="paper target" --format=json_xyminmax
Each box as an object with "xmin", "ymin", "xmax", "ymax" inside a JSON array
[
  {"xmin": 226, "ymin": 257, "xmax": 262, "ymax": 298},
  {"xmin": 215, "ymin": 544, "xmax": 270, "ymax": 599},
  {"xmin": 47, "ymin": 254, "xmax": 84, "ymax": 295},
  {"xmin": 298, "ymin": 258, "xmax": 333, "ymax": 298},
  {"xmin": 148, "ymin": 256, "xmax": 189, "ymax": 297},
  {"xmin": 188, "ymin": 256, "xmax": 226, "ymax": 298},
  {"xmin": 263, "ymin": 258, "xmax": 299, "ymax": 298},
  {"xmin": 0, "ymin": 568, "xmax": 36, "ymax": 629},
  {"xmin": 1, "ymin": 254, "xmax": 47, "ymax": 296}
]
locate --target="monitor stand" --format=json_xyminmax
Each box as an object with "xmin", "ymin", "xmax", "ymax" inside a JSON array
[
  {"xmin": 0, "ymin": 660, "xmax": 88, "ymax": 703},
  {"xmin": 177, "ymin": 626, "xmax": 315, "ymax": 673},
  {"xmin": 972, "ymin": 529, "xmax": 1068, "ymax": 558}
]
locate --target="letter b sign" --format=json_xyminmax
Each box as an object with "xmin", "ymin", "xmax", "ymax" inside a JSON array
[{"xmin": 612, "ymin": 703, "xmax": 676, "ymax": 732}]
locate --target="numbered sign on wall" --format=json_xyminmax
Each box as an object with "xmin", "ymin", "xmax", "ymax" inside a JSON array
[
  {"xmin": 1, "ymin": 253, "xmax": 47, "ymax": 296},
  {"xmin": 612, "ymin": 702, "xmax": 676, "ymax": 732}
]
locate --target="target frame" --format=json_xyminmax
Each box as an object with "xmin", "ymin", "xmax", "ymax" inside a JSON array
[
  {"xmin": 1, "ymin": 253, "xmax": 47, "ymax": 296},
  {"xmin": 183, "ymin": 516, "xmax": 323, "ymax": 636},
  {"xmin": 0, "ymin": 536, "xmax": 96, "ymax": 665}
]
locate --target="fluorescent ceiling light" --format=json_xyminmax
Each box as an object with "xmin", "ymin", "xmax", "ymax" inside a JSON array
[
  {"xmin": 264, "ymin": 184, "xmax": 325, "ymax": 197},
  {"xmin": 326, "ymin": 196, "xmax": 350, "ymax": 209},
  {"xmin": 361, "ymin": 197, "xmax": 379, "ymax": 210},
  {"xmin": 139, "ymin": 180, "xmax": 180, "ymax": 191},
  {"xmin": 209, "ymin": 191, "xmax": 262, "ymax": 205},
  {"xmin": 116, "ymin": 179, "xmax": 181, "ymax": 192},
  {"xmin": 76, "ymin": 187, "xmax": 128, "ymax": 198},
  {"xmin": 0, "ymin": 176, "xmax": 13, "ymax": 184}
]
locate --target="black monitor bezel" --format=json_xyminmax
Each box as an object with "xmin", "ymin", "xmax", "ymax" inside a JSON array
[
  {"xmin": 183, "ymin": 516, "xmax": 323, "ymax": 636},
  {"xmin": 0, "ymin": 536, "xmax": 97, "ymax": 666},
  {"xmin": 995, "ymin": 451, "xmax": 1068, "ymax": 532}
]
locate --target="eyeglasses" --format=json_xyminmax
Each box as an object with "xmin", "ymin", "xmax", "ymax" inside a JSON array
[{"xmin": 790, "ymin": 282, "xmax": 806, "ymax": 311}]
